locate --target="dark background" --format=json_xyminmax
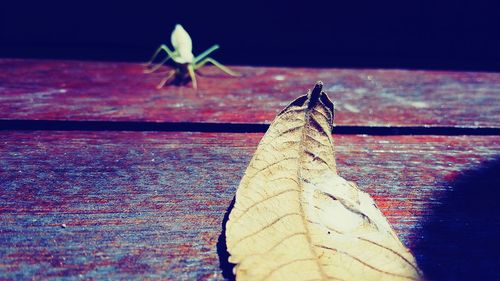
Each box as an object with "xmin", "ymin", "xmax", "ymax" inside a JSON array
[{"xmin": 1, "ymin": 1, "xmax": 499, "ymax": 71}]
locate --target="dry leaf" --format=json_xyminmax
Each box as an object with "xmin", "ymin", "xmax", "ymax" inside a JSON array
[{"xmin": 225, "ymin": 82, "xmax": 422, "ymax": 281}]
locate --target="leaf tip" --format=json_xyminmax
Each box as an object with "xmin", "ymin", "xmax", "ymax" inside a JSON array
[
  {"xmin": 308, "ymin": 81, "xmax": 323, "ymax": 108},
  {"xmin": 314, "ymin": 80, "xmax": 324, "ymax": 90}
]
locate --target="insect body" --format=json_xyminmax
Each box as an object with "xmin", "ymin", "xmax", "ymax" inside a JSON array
[{"xmin": 145, "ymin": 24, "xmax": 239, "ymax": 89}]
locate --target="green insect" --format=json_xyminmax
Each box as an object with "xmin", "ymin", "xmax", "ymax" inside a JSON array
[{"xmin": 145, "ymin": 24, "xmax": 239, "ymax": 89}]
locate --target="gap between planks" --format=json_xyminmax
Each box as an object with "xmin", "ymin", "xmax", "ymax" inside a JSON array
[{"xmin": 0, "ymin": 119, "xmax": 499, "ymax": 136}]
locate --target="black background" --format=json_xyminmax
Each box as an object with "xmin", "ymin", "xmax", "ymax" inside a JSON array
[{"xmin": 1, "ymin": 1, "xmax": 499, "ymax": 71}]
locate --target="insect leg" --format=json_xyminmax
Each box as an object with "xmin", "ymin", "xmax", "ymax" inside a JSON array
[
  {"xmin": 195, "ymin": 57, "xmax": 240, "ymax": 76},
  {"xmin": 156, "ymin": 69, "xmax": 176, "ymax": 89},
  {"xmin": 188, "ymin": 64, "xmax": 198, "ymax": 89},
  {"xmin": 145, "ymin": 44, "xmax": 175, "ymax": 73},
  {"xmin": 194, "ymin": 44, "xmax": 219, "ymax": 63}
]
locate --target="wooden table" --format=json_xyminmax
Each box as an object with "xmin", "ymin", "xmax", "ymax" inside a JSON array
[{"xmin": 1, "ymin": 59, "xmax": 499, "ymax": 280}]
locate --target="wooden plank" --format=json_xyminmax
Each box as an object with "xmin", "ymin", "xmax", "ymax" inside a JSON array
[
  {"xmin": 1, "ymin": 59, "xmax": 499, "ymax": 127},
  {"xmin": 1, "ymin": 131, "xmax": 499, "ymax": 280}
]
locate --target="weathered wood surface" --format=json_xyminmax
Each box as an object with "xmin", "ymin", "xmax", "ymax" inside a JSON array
[
  {"xmin": 1, "ymin": 131, "xmax": 499, "ymax": 280},
  {"xmin": 1, "ymin": 59, "xmax": 499, "ymax": 127}
]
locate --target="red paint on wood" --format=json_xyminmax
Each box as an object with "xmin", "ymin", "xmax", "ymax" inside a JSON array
[{"xmin": 0, "ymin": 59, "xmax": 499, "ymax": 127}]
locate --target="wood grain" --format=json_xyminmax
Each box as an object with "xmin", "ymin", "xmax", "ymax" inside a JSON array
[
  {"xmin": 1, "ymin": 59, "xmax": 499, "ymax": 127},
  {"xmin": 1, "ymin": 131, "xmax": 498, "ymax": 280}
]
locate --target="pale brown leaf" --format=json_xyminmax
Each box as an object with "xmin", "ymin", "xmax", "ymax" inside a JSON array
[{"xmin": 226, "ymin": 82, "xmax": 423, "ymax": 281}]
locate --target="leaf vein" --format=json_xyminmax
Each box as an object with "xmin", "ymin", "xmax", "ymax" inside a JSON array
[
  {"xmin": 248, "ymin": 156, "xmax": 298, "ymax": 180},
  {"xmin": 314, "ymin": 244, "xmax": 418, "ymax": 280},
  {"xmin": 232, "ymin": 212, "xmax": 301, "ymax": 249},
  {"xmin": 230, "ymin": 188, "xmax": 299, "ymax": 225},
  {"xmin": 260, "ymin": 258, "xmax": 315, "ymax": 281}
]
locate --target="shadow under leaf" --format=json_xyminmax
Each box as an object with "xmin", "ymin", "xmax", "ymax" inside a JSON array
[
  {"xmin": 415, "ymin": 157, "xmax": 500, "ymax": 281},
  {"xmin": 217, "ymin": 197, "xmax": 236, "ymax": 281}
]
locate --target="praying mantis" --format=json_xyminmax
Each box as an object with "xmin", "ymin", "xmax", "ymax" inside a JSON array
[{"xmin": 145, "ymin": 24, "xmax": 239, "ymax": 89}]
